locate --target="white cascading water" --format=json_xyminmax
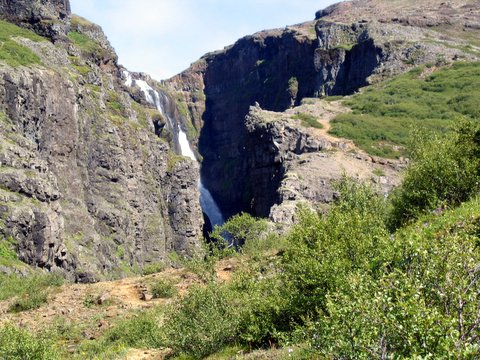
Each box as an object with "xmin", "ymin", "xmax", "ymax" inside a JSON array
[
  {"xmin": 124, "ymin": 71, "xmax": 225, "ymax": 228},
  {"xmin": 177, "ymin": 127, "xmax": 225, "ymax": 228}
]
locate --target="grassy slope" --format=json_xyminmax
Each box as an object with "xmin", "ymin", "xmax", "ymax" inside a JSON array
[
  {"xmin": 0, "ymin": 19, "xmax": 45, "ymax": 67},
  {"xmin": 329, "ymin": 62, "xmax": 480, "ymax": 158}
]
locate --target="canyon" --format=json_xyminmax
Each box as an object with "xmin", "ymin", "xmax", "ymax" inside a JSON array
[{"xmin": 0, "ymin": 0, "xmax": 479, "ymax": 280}]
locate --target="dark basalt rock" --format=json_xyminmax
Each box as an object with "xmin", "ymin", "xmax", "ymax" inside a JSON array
[
  {"xmin": 198, "ymin": 28, "xmax": 318, "ymax": 217},
  {"xmin": 191, "ymin": 23, "xmax": 379, "ymax": 217}
]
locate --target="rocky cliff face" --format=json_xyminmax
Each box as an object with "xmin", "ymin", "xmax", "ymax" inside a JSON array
[
  {"xmin": 168, "ymin": 25, "xmax": 320, "ymax": 217},
  {"xmin": 0, "ymin": 0, "xmax": 203, "ymax": 281},
  {"xmin": 168, "ymin": 0, "xmax": 480, "ymax": 220}
]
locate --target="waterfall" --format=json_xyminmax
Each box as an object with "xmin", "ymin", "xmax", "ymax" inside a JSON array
[
  {"xmin": 124, "ymin": 71, "xmax": 225, "ymax": 228},
  {"xmin": 177, "ymin": 127, "xmax": 225, "ymax": 228}
]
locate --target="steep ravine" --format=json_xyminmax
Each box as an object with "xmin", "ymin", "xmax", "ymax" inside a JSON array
[
  {"xmin": 169, "ymin": 0, "xmax": 479, "ymax": 219},
  {"xmin": 124, "ymin": 71, "xmax": 224, "ymax": 233}
]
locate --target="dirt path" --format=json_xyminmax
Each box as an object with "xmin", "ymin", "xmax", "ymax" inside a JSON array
[
  {"xmin": 285, "ymin": 98, "xmax": 356, "ymax": 148},
  {"xmin": 0, "ymin": 259, "xmax": 239, "ymax": 347},
  {"xmin": 0, "ymin": 268, "xmax": 197, "ymax": 337}
]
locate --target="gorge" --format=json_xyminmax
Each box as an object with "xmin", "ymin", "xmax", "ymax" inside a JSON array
[
  {"xmin": 0, "ymin": 0, "xmax": 478, "ymax": 281},
  {"xmin": 0, "ymin": 0, "xmax": 480, "ymax": 358},
  {"xmin": 123, "ymin": 71, "xmax": 225, "ymax": 233}
]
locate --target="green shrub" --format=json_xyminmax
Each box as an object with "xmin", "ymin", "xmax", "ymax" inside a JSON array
[
  {"xmin": 78, "ymin": 308, "xmax": 164, "ymax": 358},
  {"xmin": 162, "ymin": 284, "xmax": 240, "ymax": 359},
  {"xmin": 82, "ymin": 294, "xmax": 96, "ymax": 308},
  {"xmin": 0, "ymin": 324, "xmax": 57, "ymax": 359},
  {"xmin": 210, "ymin": 212, "xmax": 268, "ymax": 249},
  {"xmin": 142, "ymin": 262, "xmax": 166, "ymax": 275},
  {"xmin": 282, "ymin": 178, "xmax": 389, "ymax": 321},
  {"xmin": 312, "ymin": 197, "xmax": 480, "ymax": 359},
  {"xmin": 0, "ymin": 272, "xmax": 63, "ymax": 313},
  {"xmin": 389, "ymin": 120, "xmax": 480, "ymax": 228},
  {"xmin": 287, "ymin": 77, "xmax": 299, "ymax": 101},
  {"xmin": 181, "ymin": 251, "xmax": 217, "ymax": 283},
  {"xmin": 315, "ymin": 271, "xmax": 456, "ymax": 358},
  {"xmin": 232, "ymin": 272, "xmax": 291, "ymax": 347},
  {"xmin": 103, "ymin": 311, "xmax": 163, "ymax": 348},
  {"xmin": 151, "ymin": 279, "xmax": 177, "ymax": 299},
  {"xmin": 241, "ymin": 232, "xmax": 286, "ymax": 259},
  {"xmin": 157, "ymin": 175, "xmax": 480, "ymax": 357},
  {"xmin": 8, "ymin": 290, "xmax": 48, "ymax": 313}
]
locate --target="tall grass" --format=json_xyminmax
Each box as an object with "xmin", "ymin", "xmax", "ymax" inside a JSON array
[
  {"xmin": 0, "ymin": 19, "xmax": 44, "ymax": 67},
  {"xmin": 0, "ymin": 325, "xmax": 57, "ymax": 360},
  {"xmin": 0, "ymin": 272, "xmax": 64, "ymax": 312}
]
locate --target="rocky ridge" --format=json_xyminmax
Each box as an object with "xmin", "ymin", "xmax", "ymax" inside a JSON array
[{"xmin": 0, "ymin": 0, "xmax": 203, "ymax": 281}]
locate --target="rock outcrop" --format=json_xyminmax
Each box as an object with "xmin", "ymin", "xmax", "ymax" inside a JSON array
[
  {"xmin": 244, "ymin": 102, "xmax": 402, "ymax": 222},
  {"xmin": 168, "ymin": 0, "xmax": 480, "ymax": 219},
  {"xmin": 0, "ymin": 0, "xmax": 203, "ymax": 280}
]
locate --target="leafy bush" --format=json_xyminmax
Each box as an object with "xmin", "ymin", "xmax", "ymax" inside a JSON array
[
  {"xmin": 151, "ymin": 279, "xmax": 177, "ymax": 299},
  {"xmin": 210, "ymin": 212, "xmax": 268, "ymax": 249},
  {"xmin": 315, "ymin": 271, "xmax": 456, "ymax": 358},
  {"xmin": 282, "ymin": 178, "xmax": 389, "ymax": 320},
  {"xmin": 287, "ymin": 77, "xmax": 299, "ymax": 101},
  {"xmin": 389, "ymin": 120, "xmax": 480, "ymax": 228},
  {"xmin": 233, "ymin": 271, "xmax": 291, "ymax": 347},
  {"xmin": 8, "ymin": 290, "xmax": 48, "ymax": 313},
  {"xmin": 142, "ymin": 262, "xmax": 165, "ymax": 275},
  {"xmin": 0, "ymin": 324, "xmax": 57, "ymax": 360},
  {"xmin": 102, "ymin": 311, "xmax": 164, "ymax": 348},
  {"xmin": 0, "ymin": 272, "xmax": 63, "ymax": 313},
  {"xmin": 313, "ymin": 197, "xmax": 480, "ymax": 358},
  {"xmin": 241, "ymin": 231, "xmax": 286, "ymax": 259},
  {"xmin": 162, "ymin": 284, "xmax": 241, "ymax": 359},
  {"xmin": 158, "ymin": 176, "xmax": 480, "ymax": 357},
  {"xmin": 0, "ymin": 272, "xmax": 63, "ymax": 302},
  {"xmin": 78, "ymin": 308, "xmax": 164, "ymax": 358}
]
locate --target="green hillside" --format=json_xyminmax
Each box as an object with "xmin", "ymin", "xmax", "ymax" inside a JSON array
[{"xmin": 330, "ymin": 62, "xmax": 480, "ymax": 158}]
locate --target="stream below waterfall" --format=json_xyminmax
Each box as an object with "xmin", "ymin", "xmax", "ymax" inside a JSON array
[{"xmin": 124, "ymin": 71, "xmax": 225, "ymax": 229}]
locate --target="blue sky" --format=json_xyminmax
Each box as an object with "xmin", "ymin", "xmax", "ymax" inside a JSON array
[{"xmin": 70, "ymin": 0, "xmax": 338, "ymax": 80}]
